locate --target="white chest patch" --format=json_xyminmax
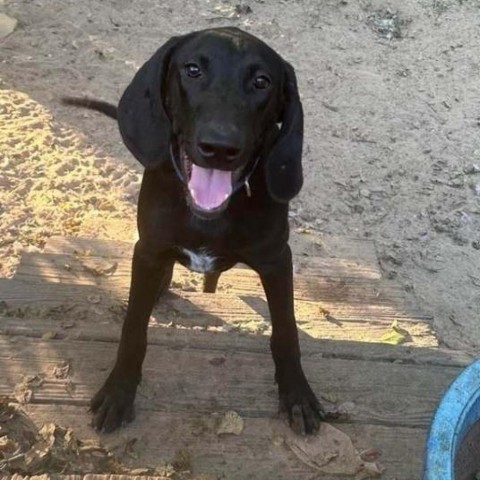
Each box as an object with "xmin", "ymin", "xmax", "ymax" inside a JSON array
[{"xmin": 181, "ymin": 248, "xmax": 217, "ymax": 273}]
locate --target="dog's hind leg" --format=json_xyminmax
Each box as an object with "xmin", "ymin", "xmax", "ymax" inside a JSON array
[
  {"xmin": 155, "ymin": 261, "xmax": 175, "ymax": 302},
  {"xmin": 203, "ymin": 271, "xmax": 221, "ymax": 293}
]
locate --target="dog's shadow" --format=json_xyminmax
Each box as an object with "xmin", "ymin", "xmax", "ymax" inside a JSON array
[{"xmin": 152, "ymin": 287, "xmax": 319, "ymax": 339}]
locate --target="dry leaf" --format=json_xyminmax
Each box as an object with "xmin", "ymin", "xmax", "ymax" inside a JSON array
[
  {"xmin": 13, "ymin": 386, "xmax": 32, "ymax": 404},
  {"xmin": 61, "ymin": 320, "xmax": 76, "ymax": 329},
  {"xmin": 360, "ymin": 447, "xmax": 382, "ymax": 462},
  {"xmin": 337, "ymin": 401, "xmax": 357, "ymax": 416},
  {"xmin": 0, "ymin": 435, "xmax": 18, "ymax": 455},
  {"xmin": 24, "ymin": 374, "xmax": 45, "ymax": 388},
  {"xmin": 209, "ymin": 356, "xmax": 226, "ymax": 366},
  {"xmin": 284, "ymin": 422, "xmax": 383, "ymax": 477},
  {"xmin": 272, "ymin": 433, "xmax": 284, "ymax": 446},
  {"xmin": 53, "ymin": 361, "xmax": 70, "ymax": 379},
  {"xmin": 321, "ymin": 392, "xmax": 339, "ymax": 404},
  {"xmin": 41, "ymin": 331, "xmax": 56, "ymax": 340},
  {"xmin": 172, "ymin": 448, "xmax": 192, "ymax": 472},
  {"xmin": 379, "ymin": 320, "xmax": 411, "ymax": 345},
  {"xmin": 286, "ymin": 422, "xmax": 357, "ymax": 474},
  {"xmin": 81, "ymin": 258, "xmax": 117, "ymax": 277},
  {"xmin": 130, "ymin": 468, "xmax": 152, "ymax": 475},
  {"xmin": 0, "ymin": 396, "xmax": 147, "ymax": 475},
  {"xmin": 123, "ymin": 437, "xmax": 138, "ymax": 459},
  {"xmin": 360, "ymin": 461, "xmax": 385, "ymax": 477},
  {"xmin": 65, "ymin": 380, "xmax": 76, "ymax": 396},
  {"xmin": 216, "ymin": 411, "xmax": 244, "ymax": 435}
]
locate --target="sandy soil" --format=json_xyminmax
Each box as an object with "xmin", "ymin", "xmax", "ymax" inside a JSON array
[{"xmin": 1, "ymin": 0, "xmax": 480, "ymax": 354}]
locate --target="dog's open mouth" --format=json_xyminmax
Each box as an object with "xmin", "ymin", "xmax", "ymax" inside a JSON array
[{"xmin": 180, "ymin": 149, "xmax": 243, "ymax": 218}]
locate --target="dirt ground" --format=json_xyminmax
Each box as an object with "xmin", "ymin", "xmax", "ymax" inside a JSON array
[{"xmin": 1, "ymin": 0, "xmax": 480, "ymax": 356}]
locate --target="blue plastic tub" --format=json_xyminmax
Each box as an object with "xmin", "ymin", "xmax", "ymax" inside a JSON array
[{"xmin": 423, "ymin": 359, "xmax": 480, "ymax": 479}]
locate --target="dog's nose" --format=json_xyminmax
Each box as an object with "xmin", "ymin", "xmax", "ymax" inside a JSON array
[{"xmin": 197, "ymin": 131, "xmax": 243, "ymax": 163}]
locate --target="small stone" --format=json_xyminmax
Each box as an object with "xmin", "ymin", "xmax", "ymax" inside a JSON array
[
  {"xmin": 351, "ymin": 204, "xmax": 364, "ymax": 214},
  {"xmin": 235, "ymin": 4, "xmax": 252, "ymax": 15},
  {"xmin": 87, "ymin": 294, "xmax": 101, "ymax": 304},
  {"xmin": 464, "ymin": 164, "xmax": 480, "ymax": 175},
  {"xmin": 472, "ymin": 183, "xmax": 480, "ymax": 195}
]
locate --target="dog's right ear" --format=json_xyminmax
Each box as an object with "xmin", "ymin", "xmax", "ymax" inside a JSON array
[{"xmin": 118, "ymin": 35, "xmax": 189, "ymax": 169}]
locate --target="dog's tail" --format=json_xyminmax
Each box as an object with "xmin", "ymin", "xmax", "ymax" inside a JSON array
[{"xmin": 61, "ymin": 96, "xmax": 118, "ymax": 120}]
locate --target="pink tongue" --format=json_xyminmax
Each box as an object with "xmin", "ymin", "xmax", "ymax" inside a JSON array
[{"xmin": 188, "ymin": 165, "xmax": 232, "ymax": 210}]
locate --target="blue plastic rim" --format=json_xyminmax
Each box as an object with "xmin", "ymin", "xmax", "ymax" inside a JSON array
[{"xmin": 423, "ymin": 359, "xmax": 480, "ymax": 479}]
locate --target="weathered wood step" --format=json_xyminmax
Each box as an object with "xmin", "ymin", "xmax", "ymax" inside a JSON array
[
  {"xmin": 0, "ymin": 333, "xmax": 460, "ymax": 428},
  {"xmin": 0, "ymin": 316, "xmax": 470, "ymax": 367},
  {"xmin": 10, "ymin": 405, "xmax": 425, "ymax": 480},
  {"xmin": 44, "ymin": 234, "xmax": 381, "ymax": 266},
  {"xmin": 0, "ymin": 279, "xmax": 436, "ymax": 346},
  {"xmin": 18, "ymin": 403, "xmax": 425, "ymax": 480},
  {"xmin": 9, "ymin": 476, "xmax": 169, "ymax": 480},
  {"xmin": 13, "ymin": 251, "xmax": 414, "ymax": 309},
  {"xmin": 43, "ymin": 235, "xmax": 382, "ymax": 279}
]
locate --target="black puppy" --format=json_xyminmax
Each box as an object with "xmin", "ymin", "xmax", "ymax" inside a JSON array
[{"xmin": 63, "ymin": 27, "xmax": 324, "ymax": 435}]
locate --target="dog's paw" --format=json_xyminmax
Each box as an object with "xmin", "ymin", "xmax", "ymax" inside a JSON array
[
  {"xmin": 279, "ymin": 377, "xmax": 325, "ymax": 435},
  {"xmin": 90, "ymin": 375, "xmax": 138, "ymax": 433}
]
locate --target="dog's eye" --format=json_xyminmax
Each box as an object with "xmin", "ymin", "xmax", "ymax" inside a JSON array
[
  {"xmin": 185, "ymin": 63, "xmax": 202, "ymax": 78},
  {"xmin": 253, "ymin": 75, "xmax": 271, "ymax": 90}
]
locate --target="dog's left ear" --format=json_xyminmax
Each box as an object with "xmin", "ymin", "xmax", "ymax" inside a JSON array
[{"xmin": 264, "ymin": 61, "xmax": 304, "ymax": 203}]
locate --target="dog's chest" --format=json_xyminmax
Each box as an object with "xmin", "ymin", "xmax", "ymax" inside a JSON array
[{"xmin": 180, "ymin": 248, "xmax": 217, "ymax": 273}]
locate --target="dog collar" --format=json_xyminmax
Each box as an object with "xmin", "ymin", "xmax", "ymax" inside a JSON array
[{"xmin": 169, "ymin": 144, "xmax": 260, "ymax": 198}]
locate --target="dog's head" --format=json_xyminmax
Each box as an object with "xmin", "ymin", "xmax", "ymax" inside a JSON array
[{"xmin": 118, "ymin": 27, "xmax": 303, "ymax": 219}]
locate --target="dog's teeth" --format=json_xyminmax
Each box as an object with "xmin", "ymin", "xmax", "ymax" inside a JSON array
[{"xmin": 224, "ymin": 194, "xmax": 229, "ymax": 200}]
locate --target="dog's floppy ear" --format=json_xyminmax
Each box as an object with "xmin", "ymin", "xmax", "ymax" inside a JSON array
[
  {"xmin": 117, "ymin": 35, "xmax": 188, "ymax": 168},
  {"xmin": 264, "ymin": 61, "xmax": 304, "ymax": 203}
]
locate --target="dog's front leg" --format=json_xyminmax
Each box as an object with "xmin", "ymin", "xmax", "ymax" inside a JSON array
[
  {"xmin": 257, "ymin": 245, "xmax": 325, "ymax": 435},
  {"xmin": 90, "ymin": 241, "xmax": 171, "ymax": 432}
]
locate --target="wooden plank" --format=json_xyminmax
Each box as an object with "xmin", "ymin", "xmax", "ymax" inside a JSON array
[
  {"xmin": 19, "ymin": 403, "xmax": 425, "ymax": 480},
  {"xmin": 43, "ymin": 235, "xmax": 382, "ymax": 280},
  {"xmin": 0, "ymin": 334, "xmax": 460, "ymax": 428},
  {"xmin": 0, "ymin": 279, "xmax": 436, "ymax": 346},
  {"xmin": 0, "ymin": 316, "xmax": 470, "ymax": 367},
  {"xmin": 45, "ymin": 233, "xmax": 380, "ymax": 264},
  {"xmin": 293, "ymin": 256, "xmax": 381, "ymax": 279},
  {"xmin": 13, "ymin": 252, "xmax": 419, "ymax": 309},
  {"xmin": 9, "ymin": 476, "xmax": 169, "ymax": 480},
  {"xmin": 0, "ymin": 274, "xmax": 434, "ymax": 323}
]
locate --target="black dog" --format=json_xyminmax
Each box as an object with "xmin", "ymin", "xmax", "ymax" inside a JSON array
[{"xmin": 63, "ymin": 27, "xmax": 324, "ymax": 435}]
